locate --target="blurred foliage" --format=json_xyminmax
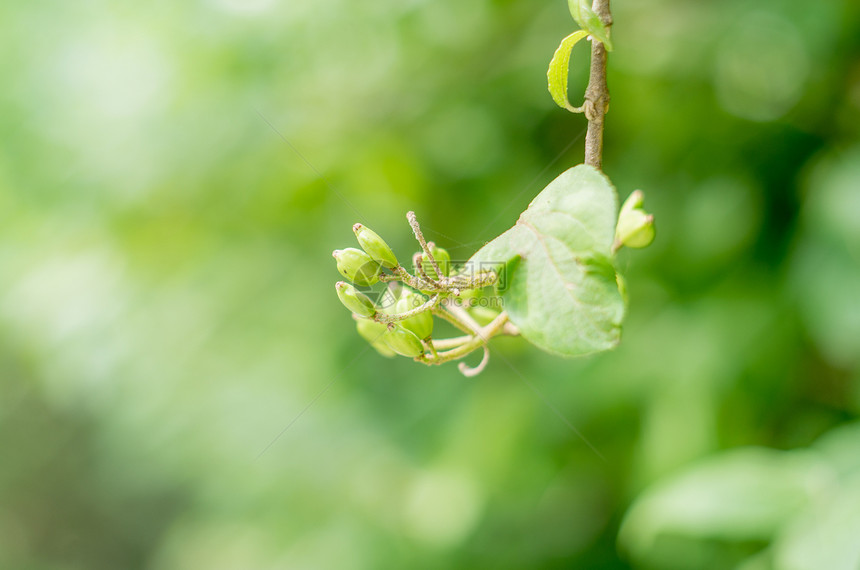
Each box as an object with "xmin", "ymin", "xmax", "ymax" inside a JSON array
[{"xmin": 1, "ymin": 0, "xmax": 859, "ymax": 568}]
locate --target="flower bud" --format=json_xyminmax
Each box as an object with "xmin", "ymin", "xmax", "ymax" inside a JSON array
[
  {"xmin": 373, "ymin": 283, "xmax": 400, "ymax": 314},
  {"xmin": 431, "ymin": 244, "xmax": 451, "ymax": 276},
  {"xmin": 615, "ymin": 190, "xmax": 655, "ymax": 249},
  {"xmin": 355, "ymin": 318, "xmax": 395, "ymax": 357},
  {"xmin": 616, "ymin": 210, "xmax": 655, "ymax": 249},
  {"xmin": 353, "ymin": 223, "xmax": 398, "ymax": 269},
  {"xmin": 394, "ymin": 288, "xmax": 433, "ymax": 340},
  {"xmin": 383, "ymin": 325, "xmax": 425, "ymax": 357},
  {"xmin": 335, "ymin": 282, "xmax": 376, "ymax": 318},
  {"xmin": 333, "ymin": 248, "xmax": 382, "ymax": 286},
  {"xmin": 622, "ymin": 189, "xmax": 645, "ymax": 210}
]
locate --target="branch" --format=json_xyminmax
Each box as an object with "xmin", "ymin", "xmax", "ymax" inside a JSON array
[
  {"xmin": 583, "ymin": 0, "xmax": 612, "ymax": 170},
  {"xmin": 373, "ymin": 293, "xmax": 441, "ymax": 324},
  {"xmin": 420, "ymin": 311, "xmax": 510, "ymax": 366},
  {"xmin": 406, "ymin": 211, "xmax": 442, "ymax": 279}
]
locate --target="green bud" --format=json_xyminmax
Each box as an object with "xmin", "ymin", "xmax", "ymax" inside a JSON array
[
  {"xmin": 616, "ymin": 210, "xmax": 655, "ymax": 249},
  {"xmin": 333, "ymin": 248, "xmax": 382, "ymax": 286},
  {"xmin": 615, "ymin": 190, "xmax": 656, "ymax": 249},
  {"xmin": 431, "ymin": 244, "xmax": 451, "ymax": 276},
  {"xmin": 621, "ymin": 189, "xmax": 645, "ymax": 210},
  {"xmin": 355, "ymin": 318, "xmax": 395, "ymax": 357},
  {"xmin": 383, "ymin": 325, "xmax": 425, "ymax": 357},
  {"xmin": 353, "ymin": 223, "xmax": 398, "ymax": 269},
  {"xmin": 375, "ymin": 283, "xmax": 401, "ymax": 314},
  {"xmin": 414, "ymin": 243, "xmax": 451, "ymax": 280},
  {"xmin": 394, "ymin": 288, "xmax": 433, "ymax": 339},
  {"xmin": 335, "ymin": 282, "xmax": 376, "ymax": 318}
]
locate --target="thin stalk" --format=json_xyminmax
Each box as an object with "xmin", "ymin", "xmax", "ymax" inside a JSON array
[
  {"xmin": 421, "ymin": 312, "xmax": 510, "ymax": 365},
  {"xmin": 407, "ymin": 211, "xmax": 442, "ymax": 279},
  {"xmin": 430, "ymin": 335, "xmax": 474, "ymax": 350},
  {"xmin": 374, "ymin": 293, "xmax": 440, "ymax": 324},
  {"xmin": 583, "ymin": 0, "xmax": 612, "ymax": 170},
  {"xmin": 441, "ymin": 299, "xmax": 484, "ymax": 334},
  {"xmin": 459, "ymin": 346, "xmax": 490, "ymax": 377},
  {"xmin": 432, "ymin": 304, "xmax": 477, "ymax": 335}
]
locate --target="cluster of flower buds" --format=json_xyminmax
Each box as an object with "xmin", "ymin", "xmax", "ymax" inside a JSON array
[
  {"xmin": 614, "ymin": 190, "xmax": 655, "ymax": 250},
  {"xmin": 333, "ymin": 222, "xmax": 443, "ymax": 359},
  {"xmin": 376, "ymin": 285, "xmax": 435, "ymax": 357},
  {"xmin": 334, "ymin": 281, "xmax": 436, "ymax": 358},
  {"xmin": 350, "ymin": 288, "xmax": 432, "ymax": 358},
  {"xmin": 332, "ymin": 214, "xmax": 510, "ymax": 375}
]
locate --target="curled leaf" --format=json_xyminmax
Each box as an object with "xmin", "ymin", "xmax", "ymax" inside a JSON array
[
  {"xmin": 567, "ymin": 0, "xmax": 613, "ymax": 50},
  {"xmin": 547, "ymin": 30, "xmax": 589, "ymax": 111}
]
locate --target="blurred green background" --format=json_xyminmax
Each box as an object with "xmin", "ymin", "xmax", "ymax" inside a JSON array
[{"xmin": 2, "ymin": 0, "xmax": 860, "ymax": 568}]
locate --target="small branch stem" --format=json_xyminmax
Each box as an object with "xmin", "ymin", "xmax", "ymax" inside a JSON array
[
  {"xmin": 432, "ymin": 303, "xmax": 477, "ymax": 335},
  {"xmin": 583, "ymin": 0, "xmax": 611, "ymax": 170},
  {"xmin": 374, "ymin": 293, "xmax": 441, "ymax": 324},
  {"xmin": 380, "ymin": 264, "xmax": 495, "ymax": 294},
  {"xmin": 502, "ymin": 321, "xmax": 520, "ymax": 336},
  {"xmin": 407, "ymin": 211, "xmax": 442, "ymax": 279},
  {"xmin": 420, "ymin": 312, "xmax": 510, "ymax": 365},
  {"xmin": 459, "ymin": 346, "xmax": 490, "ymax": 377},
  {"xmin": 430, "ymin": 335, "xmax": 474, "ymax": 350},
  {"xmin": 441, "ymin": 299, "xmax": 483, "ymax": 334}
]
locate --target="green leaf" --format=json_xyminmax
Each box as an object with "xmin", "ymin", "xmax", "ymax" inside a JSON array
[
  {"xmin": 618, "ymin": 448, "xmax": 829, "ymax": 565},
  {"xmin": 547, "ymin": 30, "xmax": 589, "ymax": 111},
  {"xmin": 773, "ymin": 474, "xmax": 860, "ymax": 570},
  {"xmin": 771, "ymin": 423, "xmax": 860, "ymax": 570},
  {"xmin": 813, "ymin": 420, "xmax": 860, "ymax": 478},
  {"xmin": 466, "ymin": 165, "xmax": 624, "ymax": 357},
  {"xmin": 567, "ymin": 0, "xmax": 613, "ymax": 50}
]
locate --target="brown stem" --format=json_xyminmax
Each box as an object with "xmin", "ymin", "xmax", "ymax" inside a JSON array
[
  {"xmin": 583, "ymin": 0, "xmax": 612, "ymax": 170},
  {"xmin": 406, "ymin": 211, "xmax": 442, "ymax": 279}
]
